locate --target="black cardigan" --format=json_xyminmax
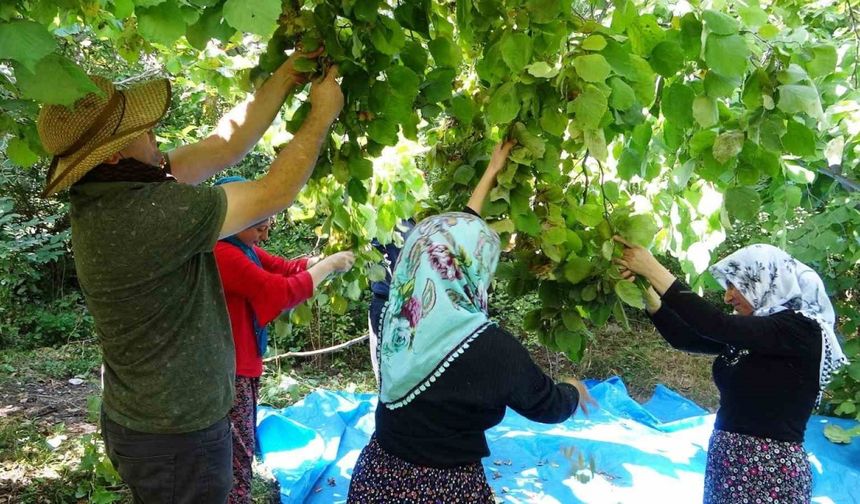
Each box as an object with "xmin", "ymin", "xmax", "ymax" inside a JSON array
[
  {"xmin": 375, "ymin": 324, "xmax": 579, "ymax": 467},
  {"xmin": 650, "ymin": 280, "xmax": 821, "ymax": 442}
]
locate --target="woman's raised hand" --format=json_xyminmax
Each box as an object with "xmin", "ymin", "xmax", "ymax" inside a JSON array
[{"xmin": 612, "ymin": 236, "xmax": 677, "ymax": 296}]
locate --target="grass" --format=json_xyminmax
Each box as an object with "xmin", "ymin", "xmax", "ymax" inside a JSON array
[
  {"xmin": 555, "ymin": 321, "xmax": 718, "ymax": 410},
  {"xmin": 0, "ymin": 342, "xmax": 101, "ymax": 383},
  {"xmin": 1, "ymin": 311, "xmax": 718, "ymax": 503}
]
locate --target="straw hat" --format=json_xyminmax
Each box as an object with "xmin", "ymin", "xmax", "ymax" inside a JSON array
[{"xmin": 37, "ymin": 75, "xmax": 171, "ymax": 196}]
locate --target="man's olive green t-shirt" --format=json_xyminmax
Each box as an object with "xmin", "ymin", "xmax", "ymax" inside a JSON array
[{"xmin": 70, "ymin": 181, "xmax": 233, "ymax": 433}]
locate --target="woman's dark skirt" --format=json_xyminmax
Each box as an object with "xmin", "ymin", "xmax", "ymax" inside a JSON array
[
  {"xmin": 347, "ymin": 436, "xmax": 494, "ymax": 503},
  {"xmin": 704, "ymin": 429, "xmax": 812, "ymax": 504}
]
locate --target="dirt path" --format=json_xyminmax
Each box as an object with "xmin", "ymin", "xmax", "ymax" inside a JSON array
[{"xmin": 0, "ymin": 373, "xmax": 100, "ymax": 502}]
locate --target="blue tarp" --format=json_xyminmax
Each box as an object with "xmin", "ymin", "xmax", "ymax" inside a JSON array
[{"xmin": 256, "ymin": 377, "xmax": 860, "ymax": 503}]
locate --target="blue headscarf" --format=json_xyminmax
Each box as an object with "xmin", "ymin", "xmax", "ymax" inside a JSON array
[
  {"xmin": 379, "ymin": 212, "xmax": 501, "ymax": 408},
  {"xmin": 214, "ymin": 176, "xmax": 268, "ymax": 357}
]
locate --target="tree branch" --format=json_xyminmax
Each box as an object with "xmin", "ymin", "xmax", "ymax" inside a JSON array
[
  {"xmin": 846, "ymin": 0, "xmax": 860, "ymax": 87},
  {"xmin": 262, "ymin": 333, "xmax": 369, "ymax": 362}
]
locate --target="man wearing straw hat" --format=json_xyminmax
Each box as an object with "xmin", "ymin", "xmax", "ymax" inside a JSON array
[{"xmin": 35, "ymin": 51, "xmax": 343, "ymax": 503}]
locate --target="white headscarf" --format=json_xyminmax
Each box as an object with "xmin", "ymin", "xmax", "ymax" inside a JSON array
[{"xmin": 709, "ymin": 244, "xmax": 848, "ymax": 403}]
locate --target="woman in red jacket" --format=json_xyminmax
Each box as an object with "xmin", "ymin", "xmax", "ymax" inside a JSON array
[{"xmin": 213, "ymin": 176, "xmax": 355, "ymax": 504}]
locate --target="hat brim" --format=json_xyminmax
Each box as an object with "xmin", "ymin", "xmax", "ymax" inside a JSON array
[{"xmin": 43, "ymin": 78, "xmax": 171, "ymax": 196}]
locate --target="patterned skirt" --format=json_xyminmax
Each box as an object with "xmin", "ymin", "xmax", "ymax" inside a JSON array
[
  {"xmin": 347, "ymin": 435, "xmax": 494, "ymax": 503},
  {"xmin": 704, "ymin": 429, "xmax": 812, "ymax": 504}
]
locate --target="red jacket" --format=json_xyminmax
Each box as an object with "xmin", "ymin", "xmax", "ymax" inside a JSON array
[{"xmin": 214, "ymin": 242, "xmax": 313, "ymax": 377}]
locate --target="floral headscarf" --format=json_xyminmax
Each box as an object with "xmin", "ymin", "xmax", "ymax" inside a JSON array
[
  {"xmin": 709, "ymin": 244, "xmax": 848, "ymax": 402},
  {"xmin": 378, "ymin": 212, "xmax": 501, "ymax": 409}
]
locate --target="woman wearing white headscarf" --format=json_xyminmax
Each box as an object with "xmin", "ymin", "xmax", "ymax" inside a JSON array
[{"xmin": 614, "ymin": 238, "xmax": 848, "ymax": 504}]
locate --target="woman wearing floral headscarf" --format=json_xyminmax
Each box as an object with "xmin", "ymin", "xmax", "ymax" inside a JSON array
[
  {"xmin": 347, "ymin": 212, "xmax": 596, "ymax": 503},
  {"xmin": 614, "ymin": 238, "xmax": 848, "ymax": 504}
]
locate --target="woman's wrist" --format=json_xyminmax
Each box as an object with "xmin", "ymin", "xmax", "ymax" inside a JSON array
[{"xmin": 645, "ymin": 262, "xmax": 676, "ymax": 296}]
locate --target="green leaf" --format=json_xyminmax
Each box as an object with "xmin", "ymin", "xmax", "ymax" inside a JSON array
[
  {"xmin": 223, "ymin": 0, "xmax": 279, "ymax": 36},
  {"xmin": 617, "ymin": 148, "xmax": 642, "ymax": 180},
  {"xmin": 501, "ymin": 32, "xmax": 533, "ymax": 73},
  {"xmin": 527, "ymin": 0, "xmax": 565, "ymax": 24},
  {"xmin": 453, "ymin": 164, "xmax": 475, "ymax": 185},
  {"xmin": 291, "ymin": 303, "xmax": 313, "ymax": 326},
  {"xmin": 602, "ymin": 38, "xmax": 634, "ymax": 77},
  {"xmin": 784, "ymin": 185, "xmax": 803, "ymax": 208},
  {"xmin": 0, "ymin": 20, "xmax": 57, "ymax": 71},
  {"xmin": 705, "ymin": 34, "xmax": 750, "ymax": 79},
  {"xmin": 758, "ymin": 24, "xmax": 779, "ymax": 39},
  {"xmin": 513, "ymin": 210, "xmax": 541, "ymax": 236},
  {"xmin": 693, "ymin": 96, "xmax": 718, "ymax": 128},
  {"xmin": 703, "ymin": 9, "xmax": 739, "ymax": 35},
  {"xmin": 137, "ymin": 0, "xmax": 186, "ymax": 45},
  {"xmin": 620, "ymin": 214, "xmax": 658, "ymax": 247},
  {"xmin": 806, "ymin": 45, "xmax": 837, "ymax": 79},
  {"xmin": 613, "ymin": 299, "xmax": 630, "ymax": 330},
  {"xmin": 782, "ymin": 120, "xmax": 816, "ymax": 157},
  {"xmin": 650, "ymin": 40, "xmax": 684, "ymax": 77},
  {"xmin": 450, "ymin": 94, "xmax": 475, "ymax": 124},
  {"xmin": 349, "ymin": 156, "xmax": 374, "ymax": 180},
  {"xmin": 353, "ymin": 0, "xmax": 380, "ymax": 22},
  {"xmin": 824, "ymin": 424, "xmax": 860, "ymax": 444},
  {"xmin": 573, "ymin": 54, "xmax": 612, "ymax": 83},
  {"xmin": 738, "ymin": 4, "xmax": 768, "ymax": 27},
  {"xmin": 368, "ymin": 264, "xmax": 387, "ymax": 283},
  {"xmin": 849, "ymin": 362, "xmax": 860, "ymax": 381},
  {"xmin": 661, "ymin": 82, "xmax": 695, "ymax": 129},
  {"xmin": 835, "ymin": 401, "xmax": 857, "ymax": 415},
  {"xmin": 347, "ymin": 178, "xmax": 369, "ymax": 204},
  {"xmin": 572, "ymin": 85, "xmax": 608, "ymax": 130},
  {"xmin": 562, "ymin": 311, "xmax": 586, "ymax": 332},
  {"xmin": 725, "ymin": 186, "xmax": 762, "ymax": 221},
  {"xmin": 680, "ymin": 13, "xmax": 703, "ymax": 59},
  {"xmin": 615, "ymin": 281, "xmax": 645, "ymax": 309},
  {"xmin": 540, "ymin": 106, "xmax": 567, "ymax": 137},
  {"xmin": 575, "ymin": 203, "xmax": 604, "ymax": 227},
  {"xmin": 704, "ymin": 71, "xmax": 742, "ymax": 98},
  {"xmin": 523, "ymin": 308, "xmax": 542, "ymax": 330},
  {"xmin": 713, "ymin": 131, "xmax": 745, "ymax": 164},
  {"xmin": 526, "ymin": 62, "xmax": 559, "ymax": 78},
  {"xmin": 421, "ymin": 67, "xmax": 455, "ymax": 102},
  {"xmin": 628, "ymin": 55, "xmax": 657, "ymax": 105},
  {"xmin": 401, "ymin": 40, "xmax": 428, "ymax": 73},
  {"xmin": 7, "ymin": 138, "xmax": 39, "ymax": 167},
  {"xmin": 608, "ymin": 77, "xmax": 635, "ymax": 110},
  {"xmin": 582, "ymin": 34, "xmax": 607, "ymax": 51},
  {"xmin": 387, "ymin": 65, "xmax": 420, "ymax": 98},
  {"xmin": 395, "ymin": 0, "xmax": 429, "ymax": 37},
  {"xmin": 113, "ymin": 0, "xmax": 135, "ymax": 18},
  {"xmin": 186, "ymin": 5, "xmax": 235, "ymax": 50},
  {"xmin": 544, "ymin": 226, "xmax": 567, "ymax": 245},
  {"xmin": 486, "ymin": 82, "xmax": 520, "ymax": 125},
  {"xmin": 778, "ymin": 64, "xmax": 810, "ymax": 85},
  {"xmin": 291, "ymin": 58, "xmax": 317, "ymax": 73},
  {"xmin": 584, "ymin": 128, "xmax": 608, "ymax": 162},
  {"xmin": 476, "ymin": 44, "xmax": 507, "ymax": 85},
  {"xmin": 370, "ymin": 17, "xmax": 406, "ymax": 55},
  {"xmin": 690, "ymin": 130, "xmax": 717, "ymax": 156},
  {"xmin": 628, "ymin": 14, "xmax": 665, "ymax": 56},
  {"xmin": 489, "ymin": 219, "xmax": 516, "ymax": 235},
  {"xmin": 564, "ymin": 257, "xmax": 593, "ymax": 284},
  {"xmin": 134, "ymin": 0, "xmax": 167, "ymax": 7},
  {"xmin": 367, "ymin": 117, "xmax": 398, "ymax": 145},
  {"xmin": 512, "ymin": 122, "xmax": 546, "ymax": 158},
  {"xmin": 14, "ymin": 55, "xmax": 100, "ymax": 106},
  {"xmin": 777, "ymin": 84, "xmax": 824, "ymax": 119},
  {"xmin": 429, "ymin": 36, "xmax": 461, "ymax": 68}
]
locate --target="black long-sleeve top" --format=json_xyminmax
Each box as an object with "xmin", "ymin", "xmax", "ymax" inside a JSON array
[
  {"xmin": 650, "ymin": 280, "xmax": 822, "ymax": 442},
  {"xmin": 375, "ymin": 324, "xmax": 579, "ymax": 468}
]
